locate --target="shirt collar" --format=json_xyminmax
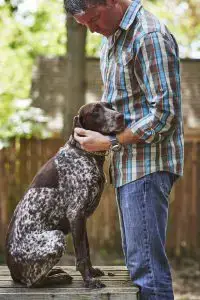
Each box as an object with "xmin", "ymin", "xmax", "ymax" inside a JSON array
[
  {"xmin": 107, "ymin": 0, "xmax": 142, "ymax": 49},
  {"xmin": 119, "ymin": 0, "xmax": 142, "ymax": 30}
]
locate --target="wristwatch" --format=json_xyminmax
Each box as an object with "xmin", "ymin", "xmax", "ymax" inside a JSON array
[{"xmin": 108, "ymin": 134, "xmax": 121, "ymax": 152}]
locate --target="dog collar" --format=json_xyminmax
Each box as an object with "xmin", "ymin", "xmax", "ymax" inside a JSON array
[{"xmin": 86, "ymin": 150, "xmax": 109, "ymax": 157}]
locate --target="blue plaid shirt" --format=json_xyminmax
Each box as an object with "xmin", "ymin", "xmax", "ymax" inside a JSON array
[{"xmin": 100, "ymin": 0, "xmax": 184, "ymax": 187}]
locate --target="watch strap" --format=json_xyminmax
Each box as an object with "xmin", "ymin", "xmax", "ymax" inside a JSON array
[{"xmin": 108, "ymin": 135, "xmax": 121, "ymax": 152}]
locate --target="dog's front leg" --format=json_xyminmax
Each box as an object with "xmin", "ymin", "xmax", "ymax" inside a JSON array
[
  {"xmin": 85, "ymin": 231, "xmax": 105, "ymax": 277},
  {"xmin": 70, "ymin": 217, "xmax": 105, "ymax": 288}
]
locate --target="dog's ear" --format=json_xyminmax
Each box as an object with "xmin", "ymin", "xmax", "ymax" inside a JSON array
[
  {"xmin": 72, "ymin": 116, "xmax": 83, "ymax": 137},
  {"xmin": 74, "ymin": 116, "xmax": 81, "ymax": 128}
]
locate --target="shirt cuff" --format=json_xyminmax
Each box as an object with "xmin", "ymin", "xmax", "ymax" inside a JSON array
[{"xmin": 130, "ymin": 125, "xmax": 163, "ymax": 144}]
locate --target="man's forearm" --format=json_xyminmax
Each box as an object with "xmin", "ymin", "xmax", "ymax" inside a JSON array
[
  {"xmin": 73, "ymin": 127, "xmax": 140, "ymax": 152},
  {"xmin": 116, "ymin": 128, "xmax": 140, "ymax": 145}
]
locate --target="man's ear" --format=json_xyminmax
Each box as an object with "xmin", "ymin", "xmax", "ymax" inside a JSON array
[{"xmin": 106, "ymin": 0, "xmax": 116, "ymax": 7}]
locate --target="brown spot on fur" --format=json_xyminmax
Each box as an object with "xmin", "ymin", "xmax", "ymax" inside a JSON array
[{"xmin": 30, "ymin": 158, "xmax": 59, "ymax": 189}]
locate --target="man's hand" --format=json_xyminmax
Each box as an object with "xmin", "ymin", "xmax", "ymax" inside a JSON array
[{"xmin": 74, "ymin": 128, "xmax": 111, "ymax": 152}]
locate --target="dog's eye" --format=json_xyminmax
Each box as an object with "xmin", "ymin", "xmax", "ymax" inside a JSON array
[
  {"xmin": 92, "ymin": 110, "xmax": 100, "ymax": 118},
  {"xmin": 94, "ymin": 103, "xmax": 102, "ymax": 109},
  {"xmin": 101, "ymin": 102, "xmax": 112, "ymax": 109},
  {"xmin": 93, "ymin": 103, "xmax": 102, "ymax": 113}
]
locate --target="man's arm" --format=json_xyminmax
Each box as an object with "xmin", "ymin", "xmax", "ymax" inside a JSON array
[{"xmin": 128, "ymin": 31, "xmax": 180, "ymax": 144}]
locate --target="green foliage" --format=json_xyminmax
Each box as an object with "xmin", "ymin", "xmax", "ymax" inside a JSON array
[
  {"xmin": 0, "ymin": 0, "xmax": 66, "ymax": 142},
  {"xmin": 0, "ymin": 99, "xmax": 52, "ymax": 149},
  {"xmin": 145, "ymin": 0, "xmax": 200, "ymax": 57},
  {"xmin": 86, "ymin": 32, "xmax": 102, "ymax": 57},
  {"xmin": 0, "ymin": 0, "xmax": 66, "ymax": 101}
]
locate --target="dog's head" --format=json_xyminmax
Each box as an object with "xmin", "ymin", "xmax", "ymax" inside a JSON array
[{"xmin": 73, "ymin": 102, "xmax": 125, "ymax": 135}]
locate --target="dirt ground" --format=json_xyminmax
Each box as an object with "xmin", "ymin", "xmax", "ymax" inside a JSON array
[{"xmin": 171, "ymin": 258, "xmax": 200, "ymax": 300}]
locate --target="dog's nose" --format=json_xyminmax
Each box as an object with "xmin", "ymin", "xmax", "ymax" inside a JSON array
[{"xmin": 116, "ymin": 113, "xmax": 124, "ymax": 123}]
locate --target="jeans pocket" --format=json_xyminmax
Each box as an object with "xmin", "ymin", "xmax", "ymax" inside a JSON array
[{"xmin": 158, "ymin": 171, "xmax": 177, "ymax": 198}]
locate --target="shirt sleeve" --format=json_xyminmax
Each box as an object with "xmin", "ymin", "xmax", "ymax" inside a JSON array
[{"xmin": 130, "ymin": 31, "xmax": 181, "ymax": 144}]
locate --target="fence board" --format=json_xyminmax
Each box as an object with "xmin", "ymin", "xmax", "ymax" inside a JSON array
[
  {"xmin": 19, "ymin": 139, "xmax": 29, "ymax": 197},
  {"xmin": 30, "ymin": 139, "xmax": 41, "ymax": 182},
  {"xmin": 0, "ymin": 148, "xmax": 8, "ymax": 254},
  {"xmin": 191, "ymin": 142, "xmax": 197, "ymax": 249}
]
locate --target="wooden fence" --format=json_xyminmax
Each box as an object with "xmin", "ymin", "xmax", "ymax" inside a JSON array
[
  {"xmin": 0, "ymin": 136, "xmax": 200, "ymax": 260},
  {"xmin": 167, "ymin": 134, "xmax": 200, "ymax": 257}
]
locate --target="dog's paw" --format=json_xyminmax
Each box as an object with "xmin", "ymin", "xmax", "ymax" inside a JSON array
[
  {"xmin": 48, "ymin": 267, "xmax": 66, "ymax": 276},
  {"xmin": 84, "ymin": 278, "xmax": 106, "ymax": 289},
  {"xmin": 89, "ymin": 267, "xmax": 105, "ymax": 277}
]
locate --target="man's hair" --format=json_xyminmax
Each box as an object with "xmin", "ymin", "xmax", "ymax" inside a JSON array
[{"xmin": 64, "ymin": 0, "xmax": 106, "ymax": 15}]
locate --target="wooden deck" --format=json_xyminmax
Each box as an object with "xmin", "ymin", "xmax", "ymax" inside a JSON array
[{"xmin": 0, "ymin": 266, "xmax": 139, "ymax": 299}]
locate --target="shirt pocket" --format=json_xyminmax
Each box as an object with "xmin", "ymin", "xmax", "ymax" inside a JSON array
[{"xmin": 114, "ymin": 50, "xmax": 135, "ymax": 94}]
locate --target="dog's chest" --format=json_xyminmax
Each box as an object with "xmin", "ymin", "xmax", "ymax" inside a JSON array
[
  {"xmin": 55, "ymin": 147, "xmax": 105, "ymax": 218},
  {"xmin": 55, "ymin": 147, "xmax": 103, "ymax": 189}
]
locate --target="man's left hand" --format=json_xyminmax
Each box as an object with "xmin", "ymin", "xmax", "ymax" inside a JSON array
[{"xmin": 74, "ymin": 128, "xmax": 111, "ymax": 152}]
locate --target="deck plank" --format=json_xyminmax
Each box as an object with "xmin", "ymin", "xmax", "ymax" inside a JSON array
[{"xmin": 0, "ymin": 266, "xmax": 139, "ymax": 300}]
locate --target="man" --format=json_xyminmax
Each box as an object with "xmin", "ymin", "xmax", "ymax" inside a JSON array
[{"xmin": 64, "ymin": 0, "xmax": 184, "ymax": 298}]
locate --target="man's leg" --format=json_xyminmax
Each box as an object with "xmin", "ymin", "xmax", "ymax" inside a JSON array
[{"xmin": 116, "ymin": 171, "xmax": 178, "ymax": 300}]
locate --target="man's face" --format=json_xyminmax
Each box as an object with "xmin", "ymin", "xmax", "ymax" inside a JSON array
[{"xmin": 73, "ymin": 0, "xmax": 124, "ymax": 37}]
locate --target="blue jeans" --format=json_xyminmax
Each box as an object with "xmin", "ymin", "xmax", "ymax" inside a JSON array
[{"xmin": 116, "ymin": 171, "xmax": 178, "ymax": 300}]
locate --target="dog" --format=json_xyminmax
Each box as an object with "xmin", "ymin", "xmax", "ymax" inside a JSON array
[{"xmin": 5, "ymin": 102, "xmax": 124, "ymax": 288}]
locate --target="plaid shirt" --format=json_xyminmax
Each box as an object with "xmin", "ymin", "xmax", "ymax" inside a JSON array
[{"xmin": 100, "ymin": 0, "xmax": 184, "ymax": 187}]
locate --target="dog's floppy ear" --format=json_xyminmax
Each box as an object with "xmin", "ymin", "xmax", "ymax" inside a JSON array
[
  {"xmin": 73, "ymin": 115, "xmax": 82, "ymax": 128},
  {"xmin": 72, "ymin": 115, "xmax": 83, "ymax": 138}
]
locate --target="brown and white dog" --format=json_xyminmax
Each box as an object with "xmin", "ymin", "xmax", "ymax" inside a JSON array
[{"xmin": 5, "ymin": 102, "xmax": 124, "ymax": 288}]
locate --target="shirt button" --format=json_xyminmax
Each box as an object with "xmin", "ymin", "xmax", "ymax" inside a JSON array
[
  {"xmin": 132, "ymin": 147, "xmax": 137, "ymax": 154},
  {"xmin": 150, "ymin": 128, "xmax": 155, "ymax": 135}
]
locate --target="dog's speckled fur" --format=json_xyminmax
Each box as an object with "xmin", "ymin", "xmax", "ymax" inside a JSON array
[{"xmin": 5, "ymin": 102, "xmax": 124, "ymax": 288}]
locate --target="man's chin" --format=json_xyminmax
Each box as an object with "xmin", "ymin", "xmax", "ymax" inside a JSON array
[
  {"xmin": 95, "ymin": 30, "xmax": 112, "ymax": 37},
  {"xmin": 100, "ymin": 29, "xmax": 119, "ymax": 37},
  {"xmin": 97, "ymin": 31, "xmax": 108, "ymax": 36}
]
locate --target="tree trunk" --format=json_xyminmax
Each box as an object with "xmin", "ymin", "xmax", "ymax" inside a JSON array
[{"xmin": 63, "ymin": 15, "xmax": 87, "ymax": 139}]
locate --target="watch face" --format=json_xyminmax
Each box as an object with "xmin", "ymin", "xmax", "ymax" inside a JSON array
[{"xmin": 112, "ymin": 144, "xmax": 121, "ymax": 152}]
